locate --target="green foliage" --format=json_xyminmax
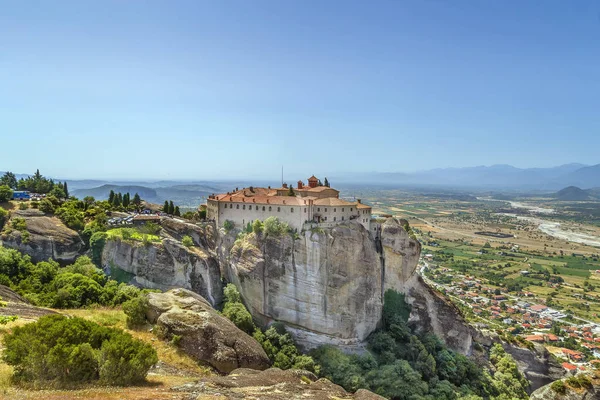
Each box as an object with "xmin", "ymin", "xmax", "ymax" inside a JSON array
[
  {"xmin": 11, "ymin": 217, "xmax": 27, "ymax": 231},
  {"xmin": 312, "ymin": 290, "xmax": 529, "ymax": 400},
  {"xmin": 174, "ymin": 206, "xmax": 180, "ymax": 217},
  {"xmin": 122, "ymin": 294, "xmax": 149, "ymax": 328},
  {"xmin": 18, "ymin": 202, "xmax": 28, "ymax": 210},
  {"xmin": 55, "ymin": 200, "xmax": 85, "ymax": 231},
  {"xmin": 39, "ymin": 198, "xmax": 55, "ymax": 213},
  {"xmin": 169, "ymin": 201, "xmax": 175, "ymax": 215},
  {"xmin": 0, "ymin": 172, "xmax": 18, "ymax": 189},
  {"xmin": 182, "ymin": 235, "xmax": 194, "ymax": 247},
  {"xmin": 263, "ymin": 216, "xmax": 290, "ymax": 237},
  {"xmin": 90, "ymin": 231, "xmax": 108, "ymax": 267},
  {"xmin": 0, "ymin": 248, "xmax": 143, "ymax": 309},
  {"xmin": 551, "ymin": 379, "xmax": 566, "ymax": 394},
  {"xmin": 16, "ymin": 170, "xmax": 55, "ymax": 194},
  {"xmin": 252, "ymin": 219, "xmax": 264, "ymax": 235},
  {"xmin": 0, "ymin": 207, "xmax": 8, "ymax": 230},
  {"xmin": 223, "ymin": 219, "xmax": 235, "ymax": 232},
  {"xmin": 2, "ymin": 314, "xmax": 157, "ymax": 386},
  {"xmin": 0, "ymin": 185, "xmax": 14, "ymax": 203},
  {"xmin": 221, "ymin": 283, "xmax": 320, "ymax": 374}
]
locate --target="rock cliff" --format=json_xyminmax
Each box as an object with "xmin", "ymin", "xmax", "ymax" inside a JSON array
[
  {"xmin": 530, "ymin": 373, "xmax": 600, "ymax": 399},
  {"xmin": 102, "ymin": 237, "xmax": 223, "ymax": 306},
  {"xmin": 0, "ymin": 210, "xmax": 84, "ymax": 263},
  {"xmin": 217, "ymin": 217, "xmax": 475, "ymax": 353}
]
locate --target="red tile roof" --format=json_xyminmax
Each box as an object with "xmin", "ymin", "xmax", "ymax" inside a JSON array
[{"xmin": 562, "ymin": 362, "xmax": 577, "ymax": 371}]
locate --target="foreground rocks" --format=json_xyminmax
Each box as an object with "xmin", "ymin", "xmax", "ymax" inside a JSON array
[
  {"xmin": 530, "ymin": 373, "xmax": 600, "ymax": 399},
  {"xmin": 0, "ymin": 209, "xmax": 84, "ymax": 263},
  {"xmin": 146, "ymin": 288, "xmax": 270, "ymax": 373},
  {"xmin": 177, "ymin": 367, "xmax": 385, "ymax": 400}
]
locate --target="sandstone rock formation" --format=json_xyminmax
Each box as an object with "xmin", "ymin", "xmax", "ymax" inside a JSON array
[
  {"xmin": 222, "ymin": 221, "xmax": 383, "ymax": 350},
  {"xmin": 145, "ymin": 288, "xmax": 270, "ymax": 373},
  {"xmin": 0, "ymin": 210, "xmax": 84, "ymax": 263},
  {"xmin": 102, "ymin": 237, "xmax": 223, "ymax": 306},
  {"xmin": 178, "ymin": 367, "xmax": 386, "ymax": 400}
]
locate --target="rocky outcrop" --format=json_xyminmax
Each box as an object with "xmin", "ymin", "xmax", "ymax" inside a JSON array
[
  {"xmin": 102, "ymin": 237, "xmax": 223, "ymax": 306},
  {"xmin": 0, "ymin": 210, "xmax": 84, "ymax": 263},
  {"xmin": 505, "ymin": 342, "xmax": 567, "ymax": 392},
  {"xmin": 146, "ymin": 288, "xmax": 270, "ymax": 374},
  {"xmin": 0, "ymin": 284, "xmax": 57, "ymax": 319},
  {"xmin": 530, "ymin": 373, "xmax": 600, "ymax": 399},
  {"xmin": 178, "ymin": 367, "xmax": 386, "ymax": 399},
  {"xmin": 222, "ymin": 221, "xmax": 383, "ymax": 350}
]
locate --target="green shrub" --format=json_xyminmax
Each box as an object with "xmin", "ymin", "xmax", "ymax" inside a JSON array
[
  {"xmin": 551, "ymin": 379, "xmax": 566, "ymax": 393},
  {"xmin": 170, "ymin": 334, "xmax": 181, "ymax": 347},
  {"xmin": 89, "ymin": 232, "xmax": 108, "ymax": 267},
  {"xmin": 2, "ymin": 315, "xmax": 157, "ymax": 386},
  {"xmin": 0, "ymin": 207, "xmax": 7, "ymax": 230},
  {"xmin": 182, "ymin": 235, "xmax": 194, "ymax": 247},
  {"xmin": 222, "ymin": 302, "xmax": 255, "ymax": 334},
  {"xmin": 263, "ymin": 217, "xmax": 290, "ymax": 237},
  {"xmin": 39, "ymin": 199, "xmax": 55, "ymax": 214},
  {"xmin": 252, "ymin": 219, "xmax": 264, "ymax": 235},
  {"xmin": 18, "ymin": 202, "xmax": 28, "ymax": 210},
  {"xmin": 223, "ymin": 220, "xmax": 234, "ymax": 232},
  {"xmin": 30, "ymin": 201, "xmax": 39, "ymax": 209},
  {"xmin": 122, "ymin": 294, "xmax": 149, "ymax": 328}
]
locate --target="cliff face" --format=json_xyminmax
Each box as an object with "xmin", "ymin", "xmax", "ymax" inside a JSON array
[
  {"xmin": 102, "ymin": 237, "xmax": 223, "ymax": 306},
  {"xmin": 222, "ymin": 222, "xmax": 383, "ymax": 349},
  {"xmin": 0, "ymin": 210, "xmax": 84, "ymax": 263},
  {"xmin": 530, "ymin": 373, "xmax": 600, "ymax": 399},
  {"xmin": 217, "ymin": 218, "xmax": 475, "ymax": 352}
]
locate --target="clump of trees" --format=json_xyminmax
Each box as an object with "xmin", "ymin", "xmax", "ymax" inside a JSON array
[
  {"xmin": 310, "ymin": 289, "xmax": 529, "ymax": 400},
  {"xmin": 0, "ymin": 249, "xmax": 148, "ymax": 309},
  {"xmin": 221, "ymin": 283, "xmax": 320, "ymax": 374},
  {"xmin": 162, "ymin": 200, "xmax": 180, "ymax": 216},
  {"xmin": 108, "ymin": 190, "xmax": 142, "ymax": 211},
  {"xmin": 2, "ymin": 314, "xmax": 157, "ymax": 386}
]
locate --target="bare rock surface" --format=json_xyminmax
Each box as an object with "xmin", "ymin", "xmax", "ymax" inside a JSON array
[
  {"xmin": 146, "ymin": 288, "xmax": 270, "ymax": 373},
  {"xmin": 530, "ymin": 374, "xmax": 600, "ymax": 399},
  {"xmin": 175, "ymin": 367, "xmax": 386, "ymax": 400},
  {"xmin": 0, "ymin": 210, "xmax": 84, "ymax": 263},
  {"xmin": 102, "ymin": 237, "xmax": 223, "ymax": 306}
]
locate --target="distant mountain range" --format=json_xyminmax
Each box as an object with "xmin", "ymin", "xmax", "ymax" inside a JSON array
[{"xmin": 336, "ymin": 163, "xmax": 600, "ymax": 190}]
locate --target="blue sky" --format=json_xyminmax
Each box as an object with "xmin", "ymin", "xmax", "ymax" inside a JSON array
[{"xmin": 1, "ymin": 1, "xmax": 599, "ymax": 180}]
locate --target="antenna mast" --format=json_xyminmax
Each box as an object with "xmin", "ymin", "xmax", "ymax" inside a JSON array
[{"xmin": 281, "ymin": 166, "xmax": 283, "ymax": 186}]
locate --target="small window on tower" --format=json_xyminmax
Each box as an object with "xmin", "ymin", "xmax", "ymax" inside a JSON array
[
  {"xmin": 291, "ymin": 208, "xmax": 294, "ymax": 212},
  {"xmin": 263, "ymin": 206, "xmax": 265, "ymax": 211},
  {"xmin": 304, "ymin": 208, "xmax": 307, "ymax": 213},
  {"xmin": 278, "ymin": 207, "xmax": 281, "ymax": 212},
  {"xmin": 269, "ymin": 206, "xmax": 272, "ymax": 211},
  {"xmin": 243, "ymin": 205, "xmax": 246, "ymax": 210}
]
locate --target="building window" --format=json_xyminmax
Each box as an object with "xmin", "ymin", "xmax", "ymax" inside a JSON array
[
  {"xmin": 334, "ymin": 217, "xmax": 336, "ymax": 221},
  {"xmin": 334, "ymin": 208, "xmax": 336, "ymax": 212},
  {"xmin": 269, "ymin": 206, "xmax": 272, "ymax": 211},
  {"xmin": 278, "ymin": 207, "xmax": 280, "ymax": 212},
  {"xmin": 304, "ymin": 208, "xmax": 307, "ymax": 213},
  {"xmin": 237, "ymin": 204, "xmax": 239, "ymax": 209},
  {"xmin": 243, "ymin": 205, "xmax": 246, "ymax": 210},
  {"xmin": 342, "ymin": 208, "xmax": 344, "ymax": 212},
  {"xmin": 324, "ymin": 216, "xmax": 327, "ymax": 221},
  {"xmin": 317, "ymin": 208, "xmax": 320, "ymax": 212},
  {"xmin": 342, "ymin": 216, "xmax": 344, "ymax": 221},
  {"xmin": 325, "ymin": 208, "xmax": 327, "ymax": 212},
  {"xmin": 262, "ymin": 206, "xmax": 265, "ymax": 211},
  {"xmin": 351, "ymin": 208, "xmax": 353, "ymax": 212},
  {"xmin": 291, "ymin": 208, "xmax": 294, "ymax": 213}
]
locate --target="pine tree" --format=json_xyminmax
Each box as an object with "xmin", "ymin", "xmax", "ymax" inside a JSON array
[
  {"xmin": 123, "ymin": 193, "xmax": 130, "ymax": 208},
  {"xmin": 163, "ymin": 201, "xmax": 169, "ymax": 213},
  {"xmin": 109, "ymin": 190, "xmax": 115, "ymax": 204},
  {"xmin": 63, "ymin": 181, "xmax": 69, "ymax": 198},
  {"xmin": 324, "ymin": 177, "xmax": 330, "ymax": 187},
  {"xmin": 174, "ymin": 206, "xmax": 180, "ymax": 217},
  {"xmin": 287, "ymin": 186, "xmax": 295, "ymax": 196},
  {"xmin": 168, "ymin": 201, "xmax": 175, "ymax": 215},
  {"xmin": 112, "ymin": 194, "xmax": 121, "ymax": 207},
  {"xmin": 117, "ymin": 192, "xmax": 123, "ymax": 205},
  {"xmin": 133, "ymin": 193, "xmax": 141, "ymax": 207},
  {"xmin": 317, "ymin": 179, "xmax": 323, "ymax": 186}
]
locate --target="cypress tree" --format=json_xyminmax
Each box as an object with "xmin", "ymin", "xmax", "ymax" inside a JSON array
[
  {"xmin": 324, "ymin": 177, "xmax": 330, "ymax": 187},
  {"xmin": 174, "ymin": 206, "xmax": 180, "ymax": 217},
  {"xmin": 168, "ymin": 201, "xmax": 175, "ymax": 215},
  {"xmin": 117, "ymin": 192, "xmax": 123, "ymax": 205},
  {"xmin": 63, "ymin": 181, "xmax": 69, "ymax": 198},
  {"xmin": 123, "ymin": 193, "xmax": 130, "ymax": 208},
  {"xmin": 109, "ymin": 190, "xmax": 115, "ymax": 204},
  {"xmin": 163, "ymin": 201, "xmax": 169, "ymax": 213},
  {"xmin": 133, "ymin": 193, "xmax": 141, "ymax": 206}
]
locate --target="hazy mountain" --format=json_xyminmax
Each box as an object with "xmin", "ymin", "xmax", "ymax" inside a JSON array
[
  {"xmin": 553, "ymin": 186, "xmax": 598, "ymax": 201},
  {"xmin": 72, "ymin": 185, "xmax": 158, "ymax": 200},
  {"xmin": 336, "ymin": 163, "xmax": 596, "ymax": 190}
]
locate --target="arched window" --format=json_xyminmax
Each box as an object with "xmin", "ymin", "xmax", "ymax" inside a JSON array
[
  {"xmin": 243, "ymin": 205, "xmax": 246, "ymax": 210},
  {"xmin": 277, "ymin": 207, "xmax": 280, "ymax": 212},
  {"xmin": 269, "ymin": 206, "xmax": 272, "ymax": 211},
  {"xmin": 351, "ymin": 208, "xmax": 353, "ymax": 212},
  {"xmin": 325, "ymin": 208, "xmax": 327, "ymax": 212},
  {"xmin": 304, "ymin": 208, "xmax": 307, "ymax": 213},
  {"xmin": 342, "ymin": 208, "xmax": 344, "ymax": 212},
  {"xmin": 342, "ymin": 216, "xmax": 344, "ymax": 221},
  {"xmin": 317, "ymin": 208, "xmax": 320, "ymax": 212},
  {"xmin": 334, "ymin": 208, "xmax": 336, "ymax": 212},
  {"xmin": 237, "ymin": 204, "xmax": 239, "ymax": 209},
  {"xmin": 291, "ymin": 208, "xmax": 294, "ymax": 213},
  {"xmin": 262, "ymin": 206, "xmax": 265, "ymax": 211}
]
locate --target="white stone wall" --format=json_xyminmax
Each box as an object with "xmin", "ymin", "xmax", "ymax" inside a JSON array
[
  {"xmin": 209, "ymin": 198, "xmax": 373, "ymax": 232},
  {"xmin": 214, "ymin": 201, "xmax": 307, "ymax": 231}
]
